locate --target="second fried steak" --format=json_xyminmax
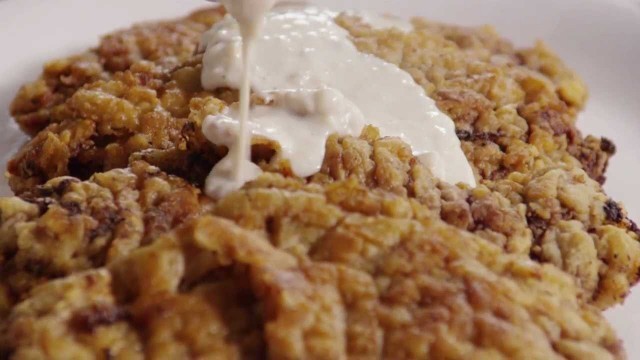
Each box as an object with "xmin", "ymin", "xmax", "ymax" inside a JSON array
[{"xmin": 0, "ymin": 163, "xmax": 625, "ymax": 359}]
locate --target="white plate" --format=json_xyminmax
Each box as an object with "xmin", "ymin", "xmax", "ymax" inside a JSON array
[{"xmin": 1, "ymin": 0, "xmax": 639, "ymax": 356}]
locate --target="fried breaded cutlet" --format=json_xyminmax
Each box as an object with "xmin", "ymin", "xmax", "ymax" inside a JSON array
[
  {"xmin": 0, "ymin": 131, "xmax": 635, "ymax": 358},
  {"xmin": 0, "ymin": 163, "xmax": 625, "ymax": 359},
  {"xmin": 6, "ymin": 7, "xmax": 639, "ymax": 309}
]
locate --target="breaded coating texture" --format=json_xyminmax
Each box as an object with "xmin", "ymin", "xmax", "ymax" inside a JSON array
[
  {"xmin": 0, "ymin": 132, "xmax": 525, "ymax": 313},
  {"xmin": 0, "ymin": 179, "xmax": 624, "ymax": 359},
  {"xmin": 9, "ymin": 7, "xmax": 225, "ymax": 136},
  {"xmin": 5, "ymin": 16, "xmax": 640, "ymax": 308},
  {"xmin": 0, "ymin": 162, "xmax": 206, "ymax": 316},
  {"xmin": 0, "ymin": 134, "xmax": 631, "ymax": 357},
  {"xmin": 337, "ymin": 15, "xmax": 613, "ymax": 184}
]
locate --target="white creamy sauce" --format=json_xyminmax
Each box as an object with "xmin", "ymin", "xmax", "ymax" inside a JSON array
[
  {"xmin": 204, "ymin": 0, "xmax": 278, "ymax": 198},
  {"xmin": 343, "ymin": 10, "xmax": 413, "ymax": 32},
  {"xmin": 201, "ymin": 2, "xmax": 476, "ymax": 199},
  {"xmin": 204, "ymin": 88, "xmax": 365, "ymax": 177}
]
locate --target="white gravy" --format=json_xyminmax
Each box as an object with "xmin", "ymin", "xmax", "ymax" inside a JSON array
[
  {"xmin": 201, "ymin": 2, "xmax": 476, "ymax": 199},
  {"xmin": 343, "ymin": 10, "xmax": 414, "ymax": 32}
]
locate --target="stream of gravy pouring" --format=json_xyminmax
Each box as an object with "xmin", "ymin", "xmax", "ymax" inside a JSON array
[{"xmin": 201, "ymin": 0, "xmax": 476, "ymax": 199}]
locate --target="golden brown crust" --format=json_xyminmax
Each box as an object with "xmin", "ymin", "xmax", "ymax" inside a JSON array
[
  {"xmin": 338, "ymin": 16, "xmax": 612, "ymax": 184},
  {"xmin": 0, "ymin": 131, "xmax": 632, "ymax": 356},
  {"xmin": 0, "ymin": 161, "xmax": 206, "ymax": 316},
  {"xmin": 0, "ymin": 191, "xmax": 624, "ymax": 359},
  {"xmin": 9, "ymin": 7, "xmax": 224, "ymax": 136},
  {"xmin": 7, "ymin": 60, "xmax": 224, "ymax": 194},
  {"xmin": 335, "ymin": 16, "xmax": 640, "ymax": 307}
]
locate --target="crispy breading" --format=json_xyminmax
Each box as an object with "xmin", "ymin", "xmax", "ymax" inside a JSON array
[
  {"xmin": 7, "ymin": 59, "xmax": 218, "ymax": 194},
  {"xmin": 0, "ymin": 161, "xmax": 206, "ymax": 316},
  {"xmin": 9, "ymin": 7, "xmax": 225, "ymax": 136},
  {"xmin": 336, "ymin": 15, "xmax": 613, "ymax": 183},
  {"xmin": 0, "ymin": 195, "xmax": 624, "ymax": 359},
  {"xmin": 0, "ymin": 136, "xmax": 630, "ymax": 357},
  {"xmin": 261, "ymin": 128, "xmax": 640, "ymax": 308},
  {"xmin": 0, "ymin": 131, "xmax": 528, "ymax": 313},
  {"xmin": 2, "ymin": 127, "xmax": 638, "ymax": 314}
]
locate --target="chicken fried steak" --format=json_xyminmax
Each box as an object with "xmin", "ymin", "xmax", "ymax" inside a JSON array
[
  {"xmin": 1, "ymin": 5, "xmax": 639, "ymax": 360},
  {"xmin": 6, "ymin": 10, "xmax": 639, "ymax": 309},
  {"xmin": 0, "ymin": 166, "xmax": 624, "ymax": 359}
]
